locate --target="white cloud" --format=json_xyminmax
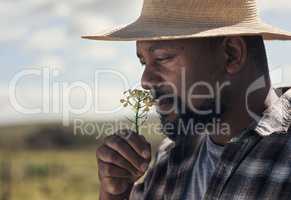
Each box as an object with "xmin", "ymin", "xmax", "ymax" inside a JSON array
[
  {"xmin": 52, "ymin": 2, "xmax": 72, "ymax": 18},
  {"xmin": 34, "ymin": 55, "xmax": 65, "ymax": 70},
  {"xmin": 0, "ymin": 1, "xmax": 32, "ymax": 17},
  {"xmin": 26, "ymin": 27, "xmax": 69, "ymax": 52},
  {"xmin": 80, "ymin": 43, "xmax": 119, "ymax": 61},
  {"xmin": 0, "ymin": 26, "xmax": 28, "ymax": 43},
  {"xmin": 72, "ymin": 13, "xmax": 116, "ymax": 34},
  {"xmin": 0, "ymin": 92, "xmax": 9, "ymax": 110},
  {"xmin": 258, "ymin": 0, "xmax": 291, "ymax": 12},
  {"xmin": 118, "ymin": 58, "xmax": 143, "ymax": 82},
  {"xmin": 0, "ymin": 81, "xmax": 127, "ymax": 125}
]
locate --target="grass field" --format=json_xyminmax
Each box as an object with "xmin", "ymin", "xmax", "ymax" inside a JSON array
[
  {"xmin": 0, "ymin": 150, "xmax": 99, "ymax": 200},
  {"xmin": 0, "ymin": 120, "xmax": 164, "ymax": 200}
]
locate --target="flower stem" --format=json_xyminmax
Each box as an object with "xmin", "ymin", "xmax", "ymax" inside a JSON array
[{"xmin": 135, "ymin": 97, "xmax": 141, "ymax": 134}]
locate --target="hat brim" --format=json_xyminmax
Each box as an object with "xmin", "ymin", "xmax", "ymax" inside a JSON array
[{"xmin": 82, "ymin": 20, "xmax": 291, "ymax": 41}]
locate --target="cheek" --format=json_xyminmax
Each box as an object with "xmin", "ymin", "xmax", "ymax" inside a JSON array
[
  {"xmin": 157, "ymin": 60, "xmax": 185, "ymax": 95},
  {"xmin": 183, "ymin": 68, "xmax": 216, "ymax": 108},
  {"xmin": 184, "ymin": 54, "xmax": 218, "ymax": 90},
  {"xmin": 160, "ymin": 60, "xmax": 198, "ymax": 99},
  {"xmin": 184, "ymin": 84, "xmax": 214, "ymax": 112}
]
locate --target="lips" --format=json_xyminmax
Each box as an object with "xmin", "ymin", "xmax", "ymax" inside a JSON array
[
  {"xmin": 157, "ymin": 97, "xmax": 172, "ymax": 105},
  {"xmin": 150, "ymin": 88, "xmax": 176, "ymax": 113},
  {"xmin": 155, "ymin": 97, "xmax": 176, "ymax": 115}
]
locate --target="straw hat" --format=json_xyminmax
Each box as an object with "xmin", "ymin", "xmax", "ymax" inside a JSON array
[{"xmin": 82, "ymin": 0, "xmax": 291, "ymax": 41}]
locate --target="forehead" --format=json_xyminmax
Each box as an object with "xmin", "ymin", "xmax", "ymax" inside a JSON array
[{"xmin": 136, "ymin": 39, "xmax": 187, "ymax": 53}]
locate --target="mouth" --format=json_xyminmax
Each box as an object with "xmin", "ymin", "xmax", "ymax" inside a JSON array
[
  {"xmin": 150, "ymin": 88, "xmax": 177, "ymax": 115},
  {"xmin": 156, "ymin": 97, "xmax": 173, "ymax": 106},
  {"xmin": 155, "ymin": 97, "xmax": 176, "ymax": 117}
]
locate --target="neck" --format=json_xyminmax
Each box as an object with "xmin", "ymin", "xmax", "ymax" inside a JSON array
[{"xmin": 210, "ymin": 87, "xmax": 278, "ymax": 145}]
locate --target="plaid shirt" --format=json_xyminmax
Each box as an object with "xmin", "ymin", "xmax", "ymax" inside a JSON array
[{"xmin": 130, "ymin": 89, "xmax": 291, "ymax": 200}]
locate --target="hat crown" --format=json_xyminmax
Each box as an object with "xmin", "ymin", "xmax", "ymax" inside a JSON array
[{"xmin": 140, "ymin": 0, "xmax": 259, "ymax": 24}]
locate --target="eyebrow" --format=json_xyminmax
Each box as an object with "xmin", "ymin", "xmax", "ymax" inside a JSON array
[
  {"xmin": 149, "ymin": 43, "xmax": 174, "ymax": 52},
  {"xmin": 137, "ymin": 43, "xmax": 179, "ymax": 58}
]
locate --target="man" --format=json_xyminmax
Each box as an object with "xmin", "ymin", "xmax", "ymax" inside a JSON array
[{"xmin": 83, "ymin": 0, "xmax": 291, "ymax": 199}]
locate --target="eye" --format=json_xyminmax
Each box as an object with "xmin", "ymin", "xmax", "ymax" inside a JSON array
[{"xmin": 155, "ymin": 55, "xmax": 174, "ymax": 64}]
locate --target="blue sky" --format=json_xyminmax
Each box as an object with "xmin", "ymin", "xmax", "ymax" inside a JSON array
[{"xmin": 0, "ymin": 0, "xmax": 291, "ymax": 125}]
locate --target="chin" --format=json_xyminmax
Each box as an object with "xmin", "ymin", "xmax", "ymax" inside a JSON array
[{"xmin": 157, "ymin": 98, "xmax": 223, "ymax": 143}]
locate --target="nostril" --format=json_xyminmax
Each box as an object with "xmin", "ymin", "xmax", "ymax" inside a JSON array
[
  {"xmin": 141, "ymin": 81, "xmax": 152, "ymax": 90},
  {"xmin": 141, "ymin": 70, "xmax": 154, "ymax": 90},
  {"xmin": 141, "ymin": 67, "xmax": 161, "ymax": 92}
]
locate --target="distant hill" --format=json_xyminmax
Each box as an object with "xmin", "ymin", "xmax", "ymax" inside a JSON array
[{"xmin": 0, "ymin": 118, "xmax": 164, "ymax": 151}]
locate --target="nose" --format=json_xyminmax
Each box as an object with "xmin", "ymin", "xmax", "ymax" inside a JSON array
[{"xmin": 141, "ymin": 66, "xmax": 153, "ymax": 90}]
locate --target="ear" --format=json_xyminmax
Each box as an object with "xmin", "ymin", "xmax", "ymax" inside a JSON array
[{"xmin": 222, "ymin": 37, "xmax": 247, "ymax": 75}]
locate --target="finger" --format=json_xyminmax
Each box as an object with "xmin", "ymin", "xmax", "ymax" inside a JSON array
[
  {"xmin": 101, "ymin": 177, "xmax": 132, "ymax": 195},
  {"xmin": 98, "ymin": 159, "xmax": 132, "ymax": 179},
  {"xmin": 96, "ymin": 145, "xmax": 141, "ymax": 177},
  {"xmin": 105, "ymin": 135, "xmax": 149, "ymax": 172},
  {"xmin": 118, "ymin": 130, "xmax": 151, "ymax": 160}
]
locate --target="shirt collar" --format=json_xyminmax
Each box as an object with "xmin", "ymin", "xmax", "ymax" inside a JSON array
[
  {"xmin": 254, "ymin": 88, "xmax": 291, "ymax": 136},
  {"xmin": 229, "ymin": 88, "xmax": 291, "ymax": 143}
]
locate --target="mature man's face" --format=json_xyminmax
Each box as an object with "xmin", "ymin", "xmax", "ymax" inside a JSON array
[{"xmin": 136, "ymin": 38, "xmax": 226, "ymax": 140}]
